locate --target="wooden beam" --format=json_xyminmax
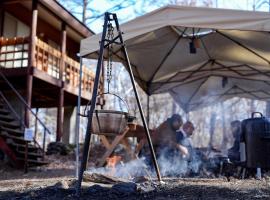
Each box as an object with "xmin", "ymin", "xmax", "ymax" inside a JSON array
[
  {"xmin": 0, "ymin": 68, "xmax": 28, "ymax": 77},
  {"xmin": 56, "ymin": 86, "xmax": 64, "ymax": 141},
  {"xmin": 32, "ymin": 68, "xmax": 62, "ymax": 87},
  {"xmin": 56, "ymin": 22, "xmax": 66, "ymax": 142},
  {"xmin": 25, "ymin": 0, "xmax": 38, "ymax": 128},
  {"xmin": 29, "ymin": 0, "xmax": 38, "ymax": 68},
  {"xmin": 59, "ymin": 22, "xmax": 66, "ymax": 81},
  {"xmin": 0, "ymin": 6, "xmax": 4, "ymax": 36},
  {"xmin": 1, "ymin": 0, "xmax": 31, "ymax": 5},
  {"xmin": 97, "ymin": 128, "xmax": 129, "ymax": 167}
]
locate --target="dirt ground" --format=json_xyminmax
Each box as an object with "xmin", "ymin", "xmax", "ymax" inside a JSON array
[{"xmin": 0, "ymin": 153, "xmax": 270, "ymax": 200}]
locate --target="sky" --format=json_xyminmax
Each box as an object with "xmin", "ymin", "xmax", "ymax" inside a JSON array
[{"xmin": 61, "ymin": 0, "xmax": 270, "ymax": 33}]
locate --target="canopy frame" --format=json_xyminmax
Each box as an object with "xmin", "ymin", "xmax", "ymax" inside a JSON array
[{"xmin": 79, "ymin": 5, "xmax": 270, "ymax": 112}]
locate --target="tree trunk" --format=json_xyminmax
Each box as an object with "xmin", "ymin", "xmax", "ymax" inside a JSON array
[
  {"xmin": 82, "ymin": 0, "xmax": 88, "ymax": 24},
  {"xmin": 172, "ymin": 101, "xmax": 177, "ymax": 114},
  {"xmin": 250, "ymin": 99, "xmax": 255, "ymax": 113},
  {"xmin": 209, "ymin": 110, "xmax": 217, "ymax": 148},
  {"xmin": 265, "ymin": 101, "xmax": 270, "ymax": 118},
  {"xmin": 221, "ymin": 102, "xmax": 228, "ymax": 149}
]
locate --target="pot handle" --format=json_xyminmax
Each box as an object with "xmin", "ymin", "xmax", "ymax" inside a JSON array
[
  {"xmin": 252, "ymin": 112, "xmax": 263, "ymax": 118},
  {"xmin": 97, "ymin": 92, "xmax": 130, "ymax": 113}
]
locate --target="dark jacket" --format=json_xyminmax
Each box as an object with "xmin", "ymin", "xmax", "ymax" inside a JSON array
[
  {"xmin": 176, "ymin": 130, "xmax": 195, "ymax": 161},
  {"xmin": 228, "ymin": 133, "xmax": 241, "ymax": 162},
  {"xmin": 176, "ymin": 130, "xmax": 184, "ymax": 144}
]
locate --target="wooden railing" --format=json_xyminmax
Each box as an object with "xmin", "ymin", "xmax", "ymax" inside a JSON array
[
  {"xmin": 35, "ymin": 37, "xmax": 95, "ymax": 93},
  {"xmin": 35, "ymin": 38, "xmax": 61, "ymax": 79},
  {"xmin": 0, "ymin": 36, "xmax": 96, "ymax": 94},
  {"xmin": 0, "ymin": 37, "xmax": 29, "ymax": 68},
  {"xmin": 64, "ymin": 55, "xmax": 95, "ymax": 91}
]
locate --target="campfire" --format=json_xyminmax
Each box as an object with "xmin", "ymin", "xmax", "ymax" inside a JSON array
[{"xmin": 106, "ymin": 155, "xmax": 122, "ymax": 176}]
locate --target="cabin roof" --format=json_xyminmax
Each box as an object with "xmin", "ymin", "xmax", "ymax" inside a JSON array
[
  {"xmin": 2, "ymin": 0, "xmax": 94, "ymax": 41},
  {"xmin": 39, "ymin": 0, "xmax": 94, "ymax": 36}
]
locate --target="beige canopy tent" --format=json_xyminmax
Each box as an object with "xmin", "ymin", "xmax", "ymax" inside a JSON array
[{"xmin": 80, "ymin": 5, "xmax": 270, "ymax": 112}]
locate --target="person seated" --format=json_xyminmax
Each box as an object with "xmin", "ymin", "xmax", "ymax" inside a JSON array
[
  {"xmin": 176, "ymin": 121, "xmax": 195, "ymax": 158},
  {"xmin": 227, "ymin": 120, "xmax": 241, "ymax": 162},
  {"xmin": 152, "ymin": 114, "xmax": 184, "ymax": 155},
  {"xmin": 176, "ymin": 121, "xmax": 203, "ymax": 176},
  {"xmin": 138, "ymin": 114, "xmax": 184, "ymax": 158}
]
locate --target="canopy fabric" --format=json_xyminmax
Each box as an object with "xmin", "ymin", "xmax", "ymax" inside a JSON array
[{"xmin": 80, "ymin": 5, "xmax": 270, "ymax": 112}]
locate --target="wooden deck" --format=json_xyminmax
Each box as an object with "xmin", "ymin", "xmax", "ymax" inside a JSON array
[{"xmin": 0, "ymin": 36, "xmax": 99, "ymax": 107}]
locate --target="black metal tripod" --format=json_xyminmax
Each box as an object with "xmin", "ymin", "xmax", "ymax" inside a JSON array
[{"xmin": 76, "ymin": 12, "xmax": 162, "ymax": 196}]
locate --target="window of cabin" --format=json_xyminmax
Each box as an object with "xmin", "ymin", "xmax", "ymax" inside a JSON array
[
  {"xmin": 1, "ymin": 13, "xmax": 30, "ymax": 68},
  {"xmin": 47, "ymin": 39, "xmax": 60, "ymax": 78}
]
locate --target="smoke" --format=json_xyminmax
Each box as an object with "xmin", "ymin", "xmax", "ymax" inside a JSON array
[
  {"xmin": 87, "ymin": 148, "xmax": 205, "ymax": 179},
  {"xmin": 157, "ymin": 152, "xmax": 188, "ymax": 176},
  {"xmin": 157, "ymin": 148, "xmax": 202, "ymax": 177},
  {"xmin": 87, "ymin": 157, "xmax": 151, "ymax": 179}
]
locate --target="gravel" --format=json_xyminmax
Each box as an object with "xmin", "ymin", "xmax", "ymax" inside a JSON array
[{"xmin": 0, "ymin": 176, "xmax": 270, "ymax": 200}]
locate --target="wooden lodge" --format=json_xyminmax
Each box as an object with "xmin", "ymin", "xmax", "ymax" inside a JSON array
[{"xmin": 0, "ymin": 0, "xmax": 99, "ymax": 142}]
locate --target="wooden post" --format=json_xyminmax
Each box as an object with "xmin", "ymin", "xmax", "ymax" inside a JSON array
[
  {"xmin": 56, "ymin": 22, "xmax": 66, "ymax": 141},
  {"xmin": 59, "ymin": 22, "xmax": 66, "ymax": 81},
  {"xmin": 25, "ymin": 0, "xmax": 38, "ymax": 128},
  {"xmin": 0, "ymin": 6, "xmax": 4, "ymax": 37}
]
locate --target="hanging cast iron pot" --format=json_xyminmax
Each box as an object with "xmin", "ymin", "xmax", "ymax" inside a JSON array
[{"xmin": 91, "ymin": 93, "xmax": 135, "ymax": 136}]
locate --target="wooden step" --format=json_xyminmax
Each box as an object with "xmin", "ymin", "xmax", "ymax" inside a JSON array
[
  {"xmin": 0, "ymin": 108, "xmax": 9, "ymax": 115},
  {"xmin": 0, "ymin": 127, "xmax": 24, "ymax": 136},
  {"xmin": 0, "ymin": 131, "xmax": 29, "ymax": 143},
  {"xmin": 10, "ymin": 143, "xmax": 39, "ymax": 152},
  {"xmin": 10, "ymin": 142, "xmax": 36, "ymax": 148},
  {"xmin": 0, "ymin": 120, "xmax": 20, "ymax": 129},
  {"xmin": 16, "ymin": 150, "xmax": 43, "ymax": 158},
  {"xmin": 0, "ymin": 114, "xmax": 14, "ymax": 122},
  {"xmin": 17, "ymin": 157, "xmax": 49, "ymax": 166}
]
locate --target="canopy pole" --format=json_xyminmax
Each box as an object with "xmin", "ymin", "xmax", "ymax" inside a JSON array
[
  {"xmin": 147, "ymin": 95, "xmax": 150, "ymax": 127},
  {"xmin": 75, "ymin": 56, "xmax": 83, "ymax": 178},
  {"xmin": 76, "ymin": 13, "xmax": 109, "ymax": 196},
  {"xmin": 113, "ymin": 13, "xmax": 162, "ymax": 182}
]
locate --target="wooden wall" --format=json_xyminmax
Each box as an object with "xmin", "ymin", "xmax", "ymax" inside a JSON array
[{"xmin": 3, "ymin": 3, "xmax": 80, "ymax": 61}]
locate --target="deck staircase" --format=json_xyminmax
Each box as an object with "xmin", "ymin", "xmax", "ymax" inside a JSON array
[
  {"xmin": 0, "ymin": 93, "xmax": 48, "ymax": 168},
  {"xmin": 0, "ymin": 70, "xmax": 51, "ymax": 169}
]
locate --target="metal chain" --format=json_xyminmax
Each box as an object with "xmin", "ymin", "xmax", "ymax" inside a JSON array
[{"xmin": 106, "ymin": 22, "xmax": 114, "ymax": 93}]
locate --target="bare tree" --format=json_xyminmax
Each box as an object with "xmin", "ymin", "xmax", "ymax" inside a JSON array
[
  {"xmin": 58, "ymin": 0, "xmax": 213, "ymax": 26},
  {"xmin": 58, "ymin": 0, "xmax": 138, "ymax": 25},
  {"xmin": 253, "ymin": 0, "xmax": 270, "ymax": 11}
]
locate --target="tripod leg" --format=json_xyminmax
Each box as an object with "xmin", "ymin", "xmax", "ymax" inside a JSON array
[
  {"xmin": 76, "ymin": 13, "xmax": 109, "ymax": 196},
  {"xmin": 113, "ymin": 14, "xmax": 162, "ymax": 182}
]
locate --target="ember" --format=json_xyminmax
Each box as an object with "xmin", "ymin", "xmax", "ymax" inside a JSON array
[{"xmin": 106, "ymin": 155, "xmax": 122, "ymax": 175}]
